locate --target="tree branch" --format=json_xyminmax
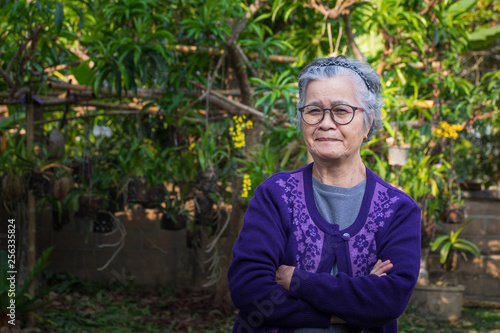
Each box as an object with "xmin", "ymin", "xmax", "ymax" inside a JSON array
[
  {"xmin": 246, "ymin": 0, "xmax": 268, "ymax": 19},
  {"xmin": 227, "ymin": 44, "xmax": 252, "ymax": 106},
  {"xmin": 306, "ymin": 0, "xmax": 359, "ymax": 20},
  {"xmin": 342, "ymin": 13, "xmax": 365, "ymax": 61},
  {"xmin": 0, "ymin": 67, "xmax": 15, "ymax": 88},
  {"xmin": 236, "ymin": 44, "xmax": 259, "ymax": 78},
  {"xmin": 419, "ymin": 0, "xmax": 441, "ymax": 16},
  {"xmin": 191, "ymin": 81, "xmax": 264, "ymax": 118}
]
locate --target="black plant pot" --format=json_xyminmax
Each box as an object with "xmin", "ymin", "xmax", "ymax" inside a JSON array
[
  {"xmin": 127, "ymin": 176, "xmax": 147, "ymax": 203},
  {"xmin": 93, "ymin": 211, "xmax": 114, "ymax": 233}
]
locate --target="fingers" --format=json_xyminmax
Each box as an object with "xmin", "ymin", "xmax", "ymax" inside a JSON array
[
  {"xmin": 370, "ymin": 259, "xmax": 393, "ymax": 276},
  {"xmin": 276, "ymin": 265, "xmax": 295, "ymax": 291}
]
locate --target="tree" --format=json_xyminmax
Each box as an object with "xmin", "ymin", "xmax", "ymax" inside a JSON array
[{"xmin": 0, "ymin": 0, "xmax": 499, "ymax": 320}]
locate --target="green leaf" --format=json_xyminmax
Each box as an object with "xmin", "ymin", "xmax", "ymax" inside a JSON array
[
  {"xmin": 448, "ymin": 0, "xmax": 477, "ymax": 18},
  {"xmin": 16, "ymin": 247, "xmax": 53, "ymax": 304},
  {"xmin": 0, "ymin": 250, "xmax": 9, "ymax": 295},
  {"xmin": 0, "ymin": 113, "xmax": 26, "ymax": 130},
  {"xmin": 431, "ymin": 235, "xmax": 449, "ymax": 251},
  {"xmin": 70, "ymin": 61, "xmax": 96, "ymax": 86},
  {"xmin": 455, "ymin": 218, "xmax": 474, "ymax": 236},
  {"xmin": 455, "ymin": 239, "xmax": 481, "ymax": 257},
  {"xmin": 440, "ymin": 242, "xmax": 452, "ymax": 264},
  {"xmin": 54, "ymin": 2, "xmax": 64, "ymax": 33},
  {"xmin": 469, "ymin": 26, "xmax": 500, "ymax": 49}
]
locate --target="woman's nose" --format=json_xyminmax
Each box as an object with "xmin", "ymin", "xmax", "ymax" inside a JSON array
[{"xmin": 319, "ymin": 111, "xmax": 338, "ymax": 129}]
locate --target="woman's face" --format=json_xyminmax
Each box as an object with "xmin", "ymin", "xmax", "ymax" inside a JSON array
[{"xmin": 301, "ymin": 75, "xmax": 369, "ymax": 164}]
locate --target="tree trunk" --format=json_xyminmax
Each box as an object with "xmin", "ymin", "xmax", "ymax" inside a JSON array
[
  {"xmin": 418, "ymin": 247, "xmax": 430, "ymax": 286},
  {"xmin": 214, "ymin": 200, "xmax": 246, "ymax": 313}
]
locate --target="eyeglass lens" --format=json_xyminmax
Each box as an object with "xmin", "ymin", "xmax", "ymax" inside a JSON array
[{"xmin": 301, "ymin": 105, "xmax": 355, "ymax": 125}]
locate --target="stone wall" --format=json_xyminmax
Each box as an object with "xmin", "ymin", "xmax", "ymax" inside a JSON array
[
  {"xmin": 37, "ymin": 207, "xmax": 207, "ymax": 289},
  {"xmin": 35, "ymin": 191, "xmax": 500, "ymax": 299},
  {"xmin": 427, "ymin": 190, "xmax": 500, "ymax": 301}
]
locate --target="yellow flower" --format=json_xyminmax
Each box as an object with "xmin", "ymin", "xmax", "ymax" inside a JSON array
[
  {"xmin": 188, "ymin": 142, "xmax": 196, "ymax": 151},
  {"xmin": 241, "ymin": 174, "xmax": 252, "ymax": 198},
  {"xmin": 230, "ymin": 115, "xmax": 252, "ymax": 149},
  {"xmin": 435, "ymin": 121, "xmax": 462, "ymax": 139}
]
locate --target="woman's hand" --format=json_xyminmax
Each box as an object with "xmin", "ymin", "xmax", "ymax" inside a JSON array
[
  {"xmin": 370, "ymin": 259, "xmax": 393, "ymax": 276},
  {"xmin": 276, "ymin": 265, "xmax": 296, "ymax": 291},
  {"xmin": 277, "ymin": 260, "xmax": 391, "ymax": 292}
]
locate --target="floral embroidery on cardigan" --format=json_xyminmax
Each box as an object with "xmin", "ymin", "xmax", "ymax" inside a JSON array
[
  {"xmin": 348, "ymin": 183, "xmax": 399, "ymax": 277},
  {"xmin": 277, "ymin": 173, "xmax": 324, "ymax": 272}
]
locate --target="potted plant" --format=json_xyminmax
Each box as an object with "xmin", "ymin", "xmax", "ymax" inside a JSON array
[
  {"xmin": 431, "ymin": 219, "xmax": 481, "ymax": 273},
  {"xmin": 386, "ymin": 136, "xmax": 411, "ymax": 166},
  {"xmin": 410, "ymin": 219, "xmax": 481, "ymax": 323},
  {"xmin": 383, "ymin": 98, "xmax": 415, "ymax": 166},
  {"xmin": 117, "ymin": 138, "xmax": 152, "ymax": 204},
  {"xmin": 160, "ymin": 190, "xmax": 191, "ymax": 231}
]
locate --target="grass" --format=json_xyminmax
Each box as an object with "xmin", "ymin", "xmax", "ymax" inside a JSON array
[
  {"xmin": 32, "ymin": 276, "xmax": 500, "ymax": 332},
  {"xmin": 399, "ymin": 305, "xmax": 500, "ymax": 333}
]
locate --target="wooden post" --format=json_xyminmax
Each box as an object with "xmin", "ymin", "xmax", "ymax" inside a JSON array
[{"xmin": 26, "ymin": 98, "xmax": 36, "ymax": 328}]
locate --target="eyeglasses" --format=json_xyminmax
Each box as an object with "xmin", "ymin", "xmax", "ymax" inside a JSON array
[{"xmin": 298, "ymin": 104, "xmax": 364, "ymax": 125}]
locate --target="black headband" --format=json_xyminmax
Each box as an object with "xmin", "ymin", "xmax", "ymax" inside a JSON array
[{"xmin": 318, "ymin": 59, "xmax": 373, "ymax": 93}]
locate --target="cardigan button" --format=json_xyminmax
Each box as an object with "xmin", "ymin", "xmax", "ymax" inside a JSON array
[{"xmin": 342, "ymin": 233, "xmax": 350, "ymax": 241}]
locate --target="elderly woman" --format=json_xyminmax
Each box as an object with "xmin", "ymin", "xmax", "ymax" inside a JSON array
[{"xmin": 228, "ymin": 55, "xmax": 421, "ymax": 333}]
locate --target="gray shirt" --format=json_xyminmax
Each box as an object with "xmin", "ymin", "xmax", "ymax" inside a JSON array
[{"xmin": 295, "ymin": 178, "xmax": 366, "ymax": 333}]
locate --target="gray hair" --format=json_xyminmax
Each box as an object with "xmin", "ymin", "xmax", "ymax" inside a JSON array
[{"xmin": 296, "ymin": 55, "xmax": 383, "ymax": 141}]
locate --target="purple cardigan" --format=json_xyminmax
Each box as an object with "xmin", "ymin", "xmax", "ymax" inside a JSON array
[{"xmin": 228, "ymin": 163, "xmax": 421, "ymax": 333}]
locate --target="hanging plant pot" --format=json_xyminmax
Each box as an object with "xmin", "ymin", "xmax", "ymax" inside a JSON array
[
  {"xmin": 48, "ymin": 128, "xmax": 65, "ymax": 160},
  {"xmin": 53, "ymin": 176, "xmax": 73, "ymax": 201},
  {"xmin": 106, "ymin": 184, "xmax": 125, "ymax": 213},
  {"xmin": 388, "ymin": 145, "xmax": 410, "ymax": 166},
  {"xmin": 161, "ymin": 214, "xmax": 187, "ymax": 231},
  {"xmin": 443, "ymin": 203, "xmax": 465, "ymax": 224},
  {"xmin": 127, "ymin": 176, "xmax": 147, "ymax": 203},
  {"xmin": 93, "ymin": 211, "xmax": 115, "ymax": 233},
  {"xmin": 409, "ymin": 284, "xmax": 466, "ymax": 324},
  {"xmin": 77, "ymin": 194, "xmax": 105, "ymax": 217},
  {"xmin": 194, "ymin": 192, "xmax": 216, "ymax": 226},
  {"xmin": 1, "ymin": 174, "xmax": 24, "ymax": 202},
  {"xmin": 143, "ymin": 184, "xmax": 166, "ymax": 208}
]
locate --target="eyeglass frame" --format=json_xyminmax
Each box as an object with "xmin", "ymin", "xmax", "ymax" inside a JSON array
[{"xmin": 298, "ymin": 104, "xmax": 365, "ymax": 126}]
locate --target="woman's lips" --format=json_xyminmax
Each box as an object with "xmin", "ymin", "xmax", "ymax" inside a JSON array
[{"xmin": 316, "ymin": 138, "xmax": 340, "ymax": 141}]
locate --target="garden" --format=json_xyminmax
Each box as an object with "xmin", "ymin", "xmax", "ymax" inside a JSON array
[{"xmin": 0, "ymin": 0, "xmax": 499, "ymax": 332}]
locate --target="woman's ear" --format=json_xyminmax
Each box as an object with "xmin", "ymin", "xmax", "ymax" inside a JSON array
[{"xmin": 365, "ymin": 115, "xmax": 374, "ymax": 138}]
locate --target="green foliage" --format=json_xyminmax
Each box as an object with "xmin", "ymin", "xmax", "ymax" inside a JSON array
[
  {"xmin": 250, "ymin": 69, "xmax": 298, "ymax": 119},
  {"xmin": 0, "ymin": 0, "xmax": 499, "ymax": 263},
  {"xmin": 0, "ymin": 247, "xmax": 55, "ymax": 315},
  {"xmin": 431, "ymin": 219, "xmax": 481, "ymax": 268}
]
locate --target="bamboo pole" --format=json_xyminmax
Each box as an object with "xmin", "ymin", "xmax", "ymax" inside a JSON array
[
  {"xmin": 47, "ymin": 80, "xmax": 166, "ymax": 99},
  {"xmin": 26, "ymin": 99, "xmax": 36, "ymax": 328},
  {"xmin": 174, "ymin": 44, "xmax": 298, "ymax": 63},
  {"xmin": 34, "ymin": 110, "xmax": 158, "ymax": 125}
]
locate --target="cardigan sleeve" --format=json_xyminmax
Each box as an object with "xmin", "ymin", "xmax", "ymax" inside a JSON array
[
  {"xmin": 228, "ymin": 182, "xmax": 331, "ymax": 329},
  {"xmin": 288, "ymin": 196, "xmax": 421, "ymax": 329}
]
